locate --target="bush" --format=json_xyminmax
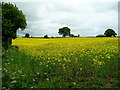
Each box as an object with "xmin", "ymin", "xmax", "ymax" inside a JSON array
[{"xmin": 96, "ymin": 34, "xmax": 106, "ymax": 37}]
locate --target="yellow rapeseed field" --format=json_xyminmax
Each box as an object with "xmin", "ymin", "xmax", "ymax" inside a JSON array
[{"xmin": 12, "ymin": 37, "xmax": 118, "ymax": 68}]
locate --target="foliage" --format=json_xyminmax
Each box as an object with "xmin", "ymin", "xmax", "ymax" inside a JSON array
[
  {"xmin": 51, "ymin": 36, "xmax": 54, "ymax": 38},
  {"xmin": 44, "ymin": 35, "xmax": 49, "ymax": 38},
  {"xmin": 2, "ymin": 47, "xmax": 41, "ymax": 88},
  {"xmin": 25, "ymin": 33, "xmax": 30, "ymax": 38},
  {"xmin": 2, "ymin": 2, "xmax": 27, "ymax": 49},
  {"xmin": 2, "ymin": 37, "xmax": 118, "ymax": 88},
  {"xmin": 104, "ymin": 29, "xmax": 117, "ymax": 37},
  {"xmin": 69, "ymin": 34, "xmax": 74, "ymax": 37},
  {"xmin": 58, "ymin": 27, "xmax": 71, "ymax": 37},
  {"xmin": 96, "ymin": 34, "xmax": 105, "ymax": 37}
]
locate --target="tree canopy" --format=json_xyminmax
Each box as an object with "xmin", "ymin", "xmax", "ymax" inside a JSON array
[
  {"xmin": 2, "ymin": 2, "xmax": 27, "ymax": 49},
  {"xmin": 104, "ymin": 29, "xmax": 117, "ymax": 37},
  {"xmin": 25, "ymin": 33, "xmax": 30, "ymax": 38},
  {"xmin": 58, "ymin": 27, "xmax": 71, "ymax": 37},
  {"xmin": 44, "ymin": 35, "xmax": 49, "ymax": 38}
]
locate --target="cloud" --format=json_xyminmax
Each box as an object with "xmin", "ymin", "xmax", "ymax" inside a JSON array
[{"xmin": 3, "ymin": 0, "xmax": 118, "ymax": 37}]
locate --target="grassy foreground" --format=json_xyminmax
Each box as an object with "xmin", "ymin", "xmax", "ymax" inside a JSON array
[{"xmin": 2, "ymin": 37, "xmax": 119, "ymax": 88}]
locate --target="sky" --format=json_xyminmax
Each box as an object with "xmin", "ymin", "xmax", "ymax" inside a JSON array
[{"xmin": 2, "ymin": 0, "xmax": 119, "ymax": 37}]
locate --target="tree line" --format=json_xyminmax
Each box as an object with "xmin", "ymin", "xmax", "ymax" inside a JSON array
[{"xmin": 25, "ymin": 27, "xmax": 117, "ymax": 38}]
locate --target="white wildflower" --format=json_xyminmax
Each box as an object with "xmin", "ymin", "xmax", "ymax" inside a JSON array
[
  {"xmin": 11, "ymin": 80, "xmax": 17, "ymax": 84},
  {"xmin": 46, "ymin": 78, "xmax": 49, "ymax": 81},
  {"xmin": 30, "ymin": 86, "xmax": 33, "ymax": 88},
  {"xmin": 44, "ymin": 73, "xmax": 47, "ymax": 75},
  {"xmin": 33, "ymin": 79, "xmax": 35, "ymax": 81},
  {"xmin": 37, "ymin": 73, "xmax": 39, "ymax": 75},
  {"xmin": 22, "ymin": 75, "xmax": 25, "ymax": 77},
  {"xmin": 2, "ymin": 87, "xmax": 6, "ymax": 89}
]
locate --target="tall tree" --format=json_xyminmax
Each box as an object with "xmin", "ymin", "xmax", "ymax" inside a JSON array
[
  {"xmin": 58, "ymin": 27, "xmax": 71, "ymax": 37},
  {"xmin": 104, "ymin": 29, "xmax": 117, "ymax": 37},
  {"xmin": 2, "ymin": 2, "xmax": 27, "ymax": 49}
]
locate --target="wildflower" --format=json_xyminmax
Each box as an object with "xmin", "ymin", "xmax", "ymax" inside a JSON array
[
  {"xmin": 30, "ymin": 86, "xmax": 34, "ymax": 88},
  {"xmin": 63, "ymin": 66, "xmax": 65, "ymax": 69},
  {"xmin": 63, "ymin": 58, "xmax": 67, "ymax": 61},
  {"xmin": 46, "ymin": 65, "xmax": 48, "ymax": 67},
  {"xmin": 18, "ymin": 70, "xmax": 22, "ymax": 73},
  {"xmin": 33, "ymin": 79, "xmax": 35, "ymax": 81},
  {"xmin": 44, "ymin": 73, "xmax": 47, "ymax": 75},
  {"xmin": 98, "ymin": 62, "xmax": 102, "ymax": 65},
  {"xmin": 37, "ymin": 73, "xmax": 39, "ymax": 75},
  {"xmin": 93, "ymin": 59, "xmax": 96, "ymax": 62},
  {"xmin": 2, "ymin": 87, "xmax": 6, "ymax": 89},
  {"xmin": 22, "ymin": 75, "xmax": 25, "ymax": 77},
  {"xmin": 5, "ymin": 70, "xmax": 7, "ymax": 72},
  {"xmin": 58, "ymin": 60, "xmax": 61, "ymax": 62},
  {"xmin": 80, "ymin": 68, "xmax": 82, "ymax": 71},
  {"xmin": 11, "ymin": 80, "xmax": 17, "ymax": 84},
  {"xmin": 30, "ymin": 86, "xmax": 33, "ymax": 88},
  {"xmin": 73, "ymin": 82, "xmax": 76, "ymax": 85},
  {"xmin": 46, "ymin": 78, "xmax": 49, "ymax": 81},
  {"xmin": 107, "ymin": 56, "xmax": 110, "ymax": 59}
]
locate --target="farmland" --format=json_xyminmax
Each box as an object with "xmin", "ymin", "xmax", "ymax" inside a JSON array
[{"xmin": 2, "ymin": 37, "xmax": 119, "ymax": 88}]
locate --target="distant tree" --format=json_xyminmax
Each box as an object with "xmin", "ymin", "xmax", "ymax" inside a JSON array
[
  {"xmin": 104, "ymin": 29, "xmax": 117, "ymax": 37},
  {"xmin": 2, "ymin": 2, "xmax": 27, "ymax": 49},
  {"xmin": 25, "ymin": 33, "xmax": 29, "ymax": 38},
  {"xmin": 96, "ymin": 34, "xmax": 105, "ymax": 37},
  {"xmin": 69, "ymin": 34, "xmax": 74, "ymax": 37},
  {"xmin": 44, "ymin": 35, "xmax": 49, "ymax": 38},
  {"xmin": 58, "ymin": 27, "xmax": 71, "ymax": 37},
  {"xmin": 78, "ymin": 34, "xmax": 80, "ymax": 37}
]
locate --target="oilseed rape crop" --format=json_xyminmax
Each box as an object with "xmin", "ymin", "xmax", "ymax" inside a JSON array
[{"xmin": 3, "ymin": 37, "xmax": 119, "ymax": 88}]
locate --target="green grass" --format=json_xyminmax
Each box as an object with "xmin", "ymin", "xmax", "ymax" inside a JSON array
[
  {"xmin": 2, "ymin": 47, "xmax": 119, "ymax": 88},
  {"xmin": 2, "ymin": 48, "xmax": 39, "ymax": 88}
]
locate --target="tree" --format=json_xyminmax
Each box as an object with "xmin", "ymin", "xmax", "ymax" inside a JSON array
[
  {"xmin": 104, "ymin": 29, "xmax": 117, "ymax": 37},
  {"xmin": 78, "ymin": 34, "xmax": 80, "ymax": 37},
  {"xmin": 96, "ymin": 34, "xmax": 105, "ymax": 37},
  {"xmin": 25, "ymin": 33, "xmax": 29, "ymax": 38},
  {"xmin": 44, "ymin": 35, "xmax": 49, "ymax": 38},
  {"xmin": 2, "ymin": 2, "xmax": 27, "ymax": 49},
  {"xmin": 58, "ymin": 27, "xmax": 71, "ymax": 37},
  {"xmin": 69, "ymin": 34, "xmax": 74, "ymax": 37}
]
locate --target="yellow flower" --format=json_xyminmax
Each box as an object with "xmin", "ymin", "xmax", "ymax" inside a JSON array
[
  {"xmin": 80, "ymin": 68, "xmax": 82, "ymax": 71},
  {"xmin": 73, "ymin": 82, "xmax": 76, "ymax": 85},
  {"xmin": 98, "ymin": 62, "xmax": 102, "ymax": 65}
]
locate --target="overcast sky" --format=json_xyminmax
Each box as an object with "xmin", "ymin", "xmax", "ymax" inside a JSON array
[{"xmin": 3, "ymin": 0, "xmax": 119, "ymax": 37}]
